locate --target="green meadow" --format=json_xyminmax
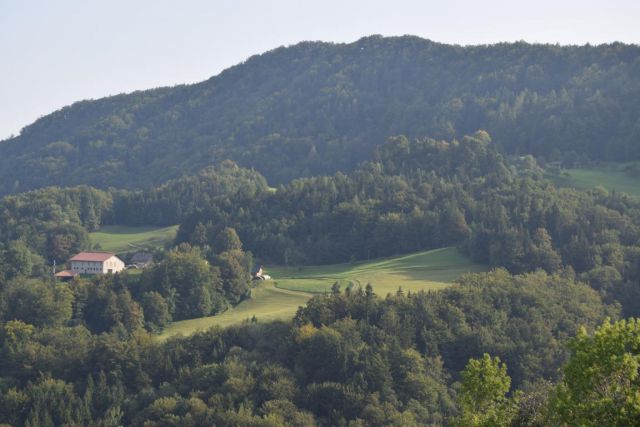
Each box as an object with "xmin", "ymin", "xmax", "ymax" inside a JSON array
[
  {"xmin": 89, "ymin": 225, "xmax": 179, "ymax": 253},
  {"xmin": 270, "ymin": 247, "xmax": 487, "ymax": 295},
  {"xmin": 158, "ymin": 282, "xmax": 312, "ymax": 341},
  {"xmin": 158, "ymin": 247, "xmax": 486, "ymax": 340},
  {"xmin": 550, "ymin": 163, "xmax": 640, "ymax": 198}
]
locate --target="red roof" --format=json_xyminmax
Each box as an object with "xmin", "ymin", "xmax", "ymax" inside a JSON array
[
  {"xmin": 55, "ymin": 270, "xmax": 79, "ymax": 277},
  {"xmin": 69, "ymin": 252, "xmax": 116, "ymax": 262}
]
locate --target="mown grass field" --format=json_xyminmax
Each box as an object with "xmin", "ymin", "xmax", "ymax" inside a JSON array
[
  {"xmin": 270, "ymin": 247, "xmax": 487, "ymax": 296},
  {"xmin": 158, "ymin": 283, "xmax": 312, "ymax": 341},
  {"xmin": 158, "ymin": 247, "xmax": 486, "ymax": 340},
  {"xmin": 550, "ymin": 163, "xmax": 640, "ymax": 198},
  {"xmin": 89, "ymin": 225, "xmax": 178, "ymax": 253}
]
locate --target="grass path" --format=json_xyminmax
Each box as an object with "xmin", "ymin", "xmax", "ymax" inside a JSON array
[
  {"xmin": 157, "ymin": 247, "xmax": 485, "ymax": 340},
  {"xmin": 89, "ymin": 225, "xmax": 178, "ymax": 253}
]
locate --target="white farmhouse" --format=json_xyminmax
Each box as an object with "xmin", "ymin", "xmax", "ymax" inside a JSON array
[{"xmin": 69, "ymin": 252, "xmax": 125, "ymax": 275}]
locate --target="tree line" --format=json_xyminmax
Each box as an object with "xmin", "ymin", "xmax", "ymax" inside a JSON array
[{"xmin": 1, "ymin": 268, "xmax": 636, "ymax": 425}]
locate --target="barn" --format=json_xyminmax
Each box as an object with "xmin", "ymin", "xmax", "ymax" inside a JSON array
[{"xmin": 69, "ymin": 252, "xmax": 125, "ymax": 274}]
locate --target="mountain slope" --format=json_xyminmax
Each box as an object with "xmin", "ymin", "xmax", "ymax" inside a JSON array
[{"xmin": 2, "ymin": 35, "xmax": 639, "ymax": 194}]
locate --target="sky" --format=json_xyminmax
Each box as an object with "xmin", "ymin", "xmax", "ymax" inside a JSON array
[{"xmin": 1, "ymin": 0, "xmax": 639, "ymax": 139}]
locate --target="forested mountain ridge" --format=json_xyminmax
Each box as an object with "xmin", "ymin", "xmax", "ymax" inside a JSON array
[{"xmin": 2, "ymin": 35, "xmax": 640, "ymax": 194}]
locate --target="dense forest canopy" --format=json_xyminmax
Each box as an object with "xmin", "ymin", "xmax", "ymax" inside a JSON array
[
  {"xmin": 1, "ymin": 35, "xmax": 639, "ymax": 194},
  {"xmin": 3, "ymin": 132, "xmax": 640, "ymax": 317},
  {"xmin": 2, "ymin": 130, "xmax": 640, "ymax": 423}
]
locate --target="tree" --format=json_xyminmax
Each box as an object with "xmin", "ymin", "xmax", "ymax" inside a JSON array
[
  {"xmin": 0, "ymin": 387, "xmax": 29, "ymax": 426},
  {"xmin": 146, "ymin": 244, "xmax": 224, "ymax": 319},
  {"xmin": 2, "ymin": 279, "xmax": 73, "ymax": 327},
  {"xmin": 115, "ymin": 290, "xmax": 144, "ymax": 333},
  {"xmin": 46, "ymin": 223, "xmax": 89, "ymax": 264},
  {"xmin": 23, "ymin": 377, "xmax": 86, "ymax": 426},
  {"xmin": 550, "ymin": 318, "xmax": 640, "ymax": 426},
  {"xmin": 455, "ymin": 353, "xmax": 517, "ymax": 427},
  {"xmin": 215, "ymin": 250, "xmax": 252, "ymax": 305},
  {"xmin": 190, "ymin": 222, "xmax": 208, "ymax": 247},
  {"xmin": 213, "ymin": 227, "xmax": 242, "ymax": 253},
  {"xmin": 140, "ymin": 291, "xmax": 171, "ymax": 332},
  {"xmin": 3, "ymin": 240, "xmax": 33, "ymax": 279},
  {"xmin": 529, "ymin": 228, "xmax": 562, "ymax": 273}
]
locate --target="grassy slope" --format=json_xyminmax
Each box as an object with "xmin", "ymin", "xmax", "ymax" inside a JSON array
[
  {"xmin": 89, "ymin": 225, "xmax": 178, "ymax": 253},
  {"xmin": 550, "ymin": 164, "xmax": 640, "ymax": 198},
  {"xmin": 270, "ymin": 247, "xmax": 487, "ymax": 295},
  {"xmin": 158, "ymin": 283, "xmax": 312, "ymax": 341},
  {"xmin": 158, "ymin": 247, "xmax": 486, "ymax": 340}
]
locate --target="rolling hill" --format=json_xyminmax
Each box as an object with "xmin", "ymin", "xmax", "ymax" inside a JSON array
[{"xmin": 1, "ymin": 36, "xmax": 639, "ymax": 195}]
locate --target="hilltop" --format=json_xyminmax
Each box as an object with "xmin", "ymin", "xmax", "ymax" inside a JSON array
[{"xmin": 1, "ymin": 35, "xmax": 639, "ymax": 194}]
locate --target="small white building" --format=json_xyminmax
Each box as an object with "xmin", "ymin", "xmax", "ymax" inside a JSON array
[{"xmin": 69, "ymin": 252, "xmax": 125, "ymax": 275}]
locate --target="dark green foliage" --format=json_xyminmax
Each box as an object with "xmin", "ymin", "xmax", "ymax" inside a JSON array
[
  {"xmin": 0, "ymin": 279, "xmax": 73, "ymax": 327},
  {"xmin": 0, "ymin": 269, "xmax": 613, "ymax": 425},
  {"xmin": 1, "ymin": 240, "xmax": 35, "ymax": 280},
  {"xmin": 161, "ymin": 134, "xmax": 640, "ymax": 322},
  {"xmin": 214, "ymin": 249, "xmax": 252, "ymax": 305},
  {"xmin": 140, "ymin": 291, "xmax": 171, "ymax": 332},
  {"xmin": 45, "ymin": 222, "xmax": 88, "ymax": 263},
  {"xmin": 2, "ymin": 37, "xmax": 639, "ymax": 194},
  {"xmin": 549, "ymin": 318, "xmax": 640, "ymax": 426},
  {"xmin": 213, "ymin": 227, "xmax": 243, "ymax": 253},
  {"xmin": 454, "ymin": 354, "xmax": 518, "ymax": 427},
  {"xmin": 0, "ymin": 320, "xmax": 94, "ymax": 386},
  {"xmin": 4, "ymin": 130, "xmax": 639, "ymax": 321},
  {"xmin": 72, "ymin": 275, "xmax": 145, "ymax": 334},
  {"xmin": 139, "ymin": 244, "xmax": 225, "ymax": 320},
  {"xmin": 0, "ymin": 185, "xmax": 110, "ymax": 264},
  {"xmin": 296, "ymin": 269, "xmax": 615, "ymax": 387},
  {"xmin": 107, "ymin": 161, "xmax": 269, "ymax": 226},
  {"xmin": 174, "ymin": 133, "xmax": 507, "ymax": 264},
  {"xmin": 22, "ymin": 377, "xmax": 87, "ymax": 427},
  {"xmin": 0, "ymin": 87, "xmax": 639, "ymax": 423}
]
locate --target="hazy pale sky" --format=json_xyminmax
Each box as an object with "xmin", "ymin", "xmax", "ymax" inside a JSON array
[{"xmin": 1, "ymin": 0, "xmax": 639, "ymax": 139}]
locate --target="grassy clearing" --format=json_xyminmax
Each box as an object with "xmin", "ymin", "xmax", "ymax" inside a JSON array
[
  {"xmin": 549, "ymin": 163, "xmax": 640, "ymax": 198},
  {"xmin": 270, "ymin": 247, "xmax": 487, "ymax": 296},
  {"xmin": 89, "ymin": 225, "xmax": 178, "ymax": 253},
  {"xmin": 158, "ymin": 282, "xmax": 312, "ymax": 341},
  {"xmin": 157, "ymin": 247, "xmax": 486, "ymax": 340}
]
